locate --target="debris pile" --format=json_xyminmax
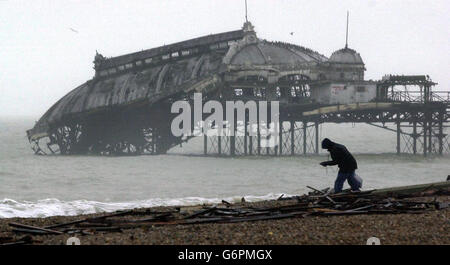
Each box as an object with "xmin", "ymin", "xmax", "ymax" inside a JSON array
[{"xmin": 1, "ymin": 181, "xmax": 449, "ymax": 245}]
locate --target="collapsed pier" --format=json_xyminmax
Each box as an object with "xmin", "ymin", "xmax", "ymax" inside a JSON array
[{"xmin": 26, "ymin": 22, "xmax": 450, "ymax": 156}]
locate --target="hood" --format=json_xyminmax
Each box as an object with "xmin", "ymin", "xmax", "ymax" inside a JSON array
[{"xmin": 321, "ymin": 138, "xmax": 334, "ymax": 149}]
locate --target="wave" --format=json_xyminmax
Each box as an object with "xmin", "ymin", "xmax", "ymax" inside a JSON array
[{"xmin": 0, "ymin": 193, "xmax": 293, "ymax": 218}]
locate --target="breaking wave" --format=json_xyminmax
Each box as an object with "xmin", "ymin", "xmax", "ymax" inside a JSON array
[{"xmin": 0, "ymin": 193, "xmax": 293, "ymax": 218}]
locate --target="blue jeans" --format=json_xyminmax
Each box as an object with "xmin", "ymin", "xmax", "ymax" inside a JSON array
[{"xmin": 334, "ymin": 171, "xmax": 362, "ymax": 193}]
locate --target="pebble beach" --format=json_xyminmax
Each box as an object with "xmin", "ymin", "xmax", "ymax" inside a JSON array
[{"xmin": 1, "ymin": 195, "xmax": 448, "ymax": 245}]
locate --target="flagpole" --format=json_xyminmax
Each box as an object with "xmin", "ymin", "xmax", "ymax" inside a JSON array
[
  {"xmin": 245, "ymin": 0, "xmax": 248, "ymax": 22},
  {"xmin": 345, "ymin": 11, "xmax": 349, "ymax": 48}
]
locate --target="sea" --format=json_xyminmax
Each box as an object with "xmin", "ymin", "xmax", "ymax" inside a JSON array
[{"xmin": 0, "ymin": 116, "xmax": 448, "ymax": 218}]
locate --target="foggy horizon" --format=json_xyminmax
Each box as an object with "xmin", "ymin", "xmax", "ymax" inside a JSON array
[{"xmin": 1, "ymin": 0, "xmax": 449, "ymax": 118}]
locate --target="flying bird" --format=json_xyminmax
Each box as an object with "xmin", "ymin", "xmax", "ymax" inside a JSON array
[
  {"xmin": 290, "ymin": 32, "xmax": 294, "ymax": 35},
  {"xmin": 69, "ymin": 28, "xmax": 79, "ymax": 33}
]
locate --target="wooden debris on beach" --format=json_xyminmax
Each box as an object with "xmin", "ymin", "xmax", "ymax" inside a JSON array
[
  {"xmin": 9, "ymin": 222, "xmax": 63, "ymax": 235},
  {"xmin": 0, "ymin": 235, "xmax": 35, "ymax": 246},
  {"xmin": 6, "ymin": 180, "xmax": 450, "ymax": 242}
]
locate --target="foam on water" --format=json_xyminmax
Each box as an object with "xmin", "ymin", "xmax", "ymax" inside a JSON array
[{"xmin": 0, "ymin": 193, "xmax": 289, "ymax": 218}]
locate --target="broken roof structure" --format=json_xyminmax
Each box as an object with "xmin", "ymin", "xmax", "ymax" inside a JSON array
[{"xmin": 27, "ymin": 21, "xmax": 370, "ymax": 155}]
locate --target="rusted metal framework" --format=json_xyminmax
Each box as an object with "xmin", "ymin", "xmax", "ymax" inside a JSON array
[
  {"xmin": 27, "ymin": 22, "xmax": 449, "ymax": 157},
  {"xmin": 201, "ymin": 91, "xmax": 449, "ymax": 157}
]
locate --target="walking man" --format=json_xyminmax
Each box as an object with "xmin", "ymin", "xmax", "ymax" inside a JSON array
[{"xmin": 320, "ymin": 138, "xmax": 362, "ymax": 193}]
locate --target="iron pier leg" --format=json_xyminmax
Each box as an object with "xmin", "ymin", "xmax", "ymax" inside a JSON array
[
  {"xmin": 273, "ymin": 121, "xmax": 278, "ymax": 156},
  {"xmin": 266, "ymin": 104, "xmax": 271, "ymax": 156},
  {"xmin": 423, "ymin": 121, "xmax": 427, "ymax": 157},
  {"xmin": 257, "ymin": 102, "xmax": 261, "ymax": 155},
  {"xmin": 315, "ymin": 121, "xmax": 319, "ymax": 154},
  {"xmin": 244, "ymin": 114, "xmax": 248, "ymax": 155},
  {"xmin": 439, "ymin": 111, "xmax": 444, "ymax": 155},
  {"xmin": 266, "ymin": 126, "xmax": 270, "ymax": 156},
  {"xmin": 290, "ymin": 121, "xmax": 295, "ymax": 155},
  {"xmin": 249, "ymin": 131, "xmax": 253, "ymax": 155},
  {"xmin": 279, "ymin": 120, "xmax": 283, "ymax": 155},
  {"xmin": 152, "ymin": 128, "xmax": 156, "ymax": 155},
  {"xmin": 218, "ymin": 135, "xmax": 222, "ymax": 156},
  {"xmin": 396, "ymin": 113, "xmax": 401, "ymax": 155},
  {"xmin": 204, "ymin": 133, "xmax": 207, "ymax": 155},
  {"xmin": 428, "ymin": 117, "xmax": 433, "ymax": 154},
  {"xmin": 303, "ymin": 121, "xmax": 307, "ymax": 155},
  {"xmin": 230, "ymin": 111, "xmax": 236, "ymax": 156},
  {"xmin": 230, "ymin": 136, "xmax": 235, "ymax": 156},
  {"xmin": 413, "ymin": 120, "xmax": 417, "ymax": 154}
]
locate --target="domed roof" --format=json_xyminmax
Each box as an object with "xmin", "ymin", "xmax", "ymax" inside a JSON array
[
  {"xmin": 229, "ymin": 41, "xmax": 328, "ymax": 65},
  {"xmin": 329, "ymin": 47, "xmax": 364, "ymax": 64}
]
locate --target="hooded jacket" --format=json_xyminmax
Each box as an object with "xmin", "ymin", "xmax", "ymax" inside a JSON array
[{"xmin": 321, "ymin": 138, "xmax": 357, "ymax": 173}]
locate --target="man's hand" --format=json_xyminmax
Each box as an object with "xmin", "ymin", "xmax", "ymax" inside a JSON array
[{"xmin": 320, "ymin": 162, "xmax": 327, "ymax": 167}]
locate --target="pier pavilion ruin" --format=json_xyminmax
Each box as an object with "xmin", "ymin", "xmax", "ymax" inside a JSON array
[{"xmin": 27, "ymin": 22, "xmax": 450, "ymax": 156}]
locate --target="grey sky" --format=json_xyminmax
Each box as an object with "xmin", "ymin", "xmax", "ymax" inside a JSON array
[{"xmin": 1, "ymin": 0, "xmax": 449, "ymax": 117}]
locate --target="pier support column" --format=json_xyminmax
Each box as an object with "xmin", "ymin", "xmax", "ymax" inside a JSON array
[
  {"xmin": 266, "ymin": 105, "xmax": 271, "ymax": 156},
  {"xmin": 428, "ymin": 117, "xmax": 433, "ymax": 154},
  {"xmin": 438, "ymin": 111, "xmax": 444, "ymax": 155},
  {"xmin": 248, "ymin": 105, "xmax": 253, "ymax": 155},
  {"xmin": 266, "ymin": 129, "xmax": 271, "ymax": 155},
  {"xmin": 303, "ymin": 121, "xmax": 307, "ymax": 155},
  {"xmin": 290, "ymin": 121, "xmax": 295, "ymax": 155},
  {"xmin": 249, "ymin": 130, "xmax": 253, "ymax": 155},
  {"xmin": 315, "ymin": 121, "xmax": 319, "ymax": 154},
  {"xmin": 230, "ymin": 110, "xmax": 236, "ymax": 156},
  {"xmin": 413, "ymin": 120, "xmax": 417, "ymax": 154},
  {"xmin": 257, "ymin": 102, "xmax": 261, "ymax": 155},
  {"xmin": 230, "ymin": 136, "xmax": 235, "ymax": 156},
  {"xmin": 203, "ymin": 133, "xmax": 207, "ymax": 155},
  {"xmin": 423, "ymin": 121, "xmax": 427, "ymax": 157},
  {"xmin": 279, "ymin": 120, "xmax": 283, "ymax": 155},
  {"xmin": 152, "ymin": 128, "xmax": 156, "ymax": 154},
  {"xmin": 396, "ymin": 113, "xmax": 401, "ymax": 155},
  {"xmin": 244, "ymin": 113, "xmax": 248, "ymax": 155},
  {"xmin": 218, "ymin": 135, "xmax": 222, "ymax": 156}
]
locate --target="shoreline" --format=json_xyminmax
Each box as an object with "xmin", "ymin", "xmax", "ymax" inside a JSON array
[{"xmin": 1, "ymin": 185, "xmax": 449, "ymax": 245}]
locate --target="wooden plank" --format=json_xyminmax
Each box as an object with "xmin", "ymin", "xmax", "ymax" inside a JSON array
[
  {"xmin": 87, "ymin": 210, "xmax": 134, "ymax": 220},
  {"xmin": 183, "ymin": 207, "xmax": 217, "ymax": 219},
  {"xmin": 220, "ymin": 213, "xmax": 296, "ymax": 223},
  {"xmin": 306, "ymin": 186, "xmax": 325, "ymax": 194},
  {"xmin": 45, "ymin": 210, "xmax": 134, "ymax": 229},
  {"xmin": 9, "ymin": 222, "xmax": 63, "ymax": 234},
  {"xmin": 45, "ymin": 219, "xmax": 87, "ymax": 229},
  {"xmin": 371, "ymin": 181, "xmax": 450, "ymax": 197},
  {"xmin": 11, "ymin": 228, "xmax": 49, "ymax": 235}
]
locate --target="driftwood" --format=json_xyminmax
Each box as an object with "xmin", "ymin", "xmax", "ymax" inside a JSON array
[
  {"xmin": 11, "ymin": 228, "xmax": 49, "ymax": 235},
  {"xmin": 183, "ymin": 206, "xmax": 217, "ymax": 219},
  {"xmin": 7, "ymin": 181, "xmax": 450, "ymax": 242},
  {"xmin": 45, "ymin": 219, "xmax": 87, "ymax": 229},
  {"xmin": 9, "ymin": 222, "xmax": 63, "ymax": 235},
  {"xmin": 0, "ymin": 236, "xmax": 33, "ymax": 246}
]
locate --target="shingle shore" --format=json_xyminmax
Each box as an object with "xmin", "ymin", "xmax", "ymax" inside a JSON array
[{"xmin": 1, "ymin": 196, "xmax": 448, "ymax": 245}]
